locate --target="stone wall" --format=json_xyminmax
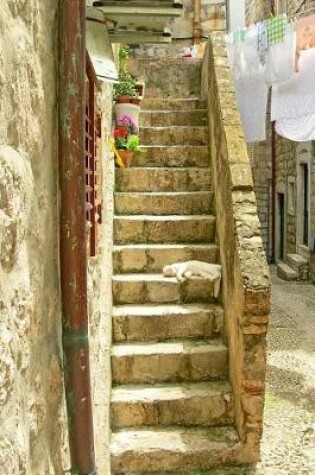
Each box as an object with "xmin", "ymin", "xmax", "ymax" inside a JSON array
[
  {"xmin": 172, "ymin": 0, "xmax": 227, "ymax": 39},
  {"xmin": 202, "ymin": 33, "xmax": 270, "ymax": 461},
  {"xmin": 88, "ymin": 81, "xmax": 115, "ymax": 475},
  {"xmin": 0, "ymin": 2, "xmax": 65, "ymax": 473}
]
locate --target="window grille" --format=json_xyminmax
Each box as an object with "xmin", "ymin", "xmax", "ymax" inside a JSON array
[{"xmin": 85, "ymin": 52, "xmax": 102, "ymax": 257}]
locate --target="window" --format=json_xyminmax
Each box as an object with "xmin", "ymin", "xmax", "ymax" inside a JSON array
[{"xmin": 85, "ymin": 52, "xmax": 102, "ymax": 257}]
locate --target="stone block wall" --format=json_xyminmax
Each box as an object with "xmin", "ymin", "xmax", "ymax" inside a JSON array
[
  {"xmin": 202, "ymin": 33, "xmax": 270, "ymax": 461},
  {"xmin": 0, "ymin": 2, "xmax": 65, "ymax": 473},
  {"xmin": 171, "ymin": 0, "xmax": 227, "ymax": 38}
]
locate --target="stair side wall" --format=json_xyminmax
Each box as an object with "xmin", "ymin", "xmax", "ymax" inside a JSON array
[{"xmin": 201, "ymin": 33, "xmax": 271, "ymax": 463}]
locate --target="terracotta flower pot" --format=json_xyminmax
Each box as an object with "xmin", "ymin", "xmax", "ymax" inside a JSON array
[
  {"xmin": 116, "ymin": 95, "xmax": 132, "ymax": 104},
  {"xmin": 117, "ymin": 149, "xmax": 134, "ymax": 168}
]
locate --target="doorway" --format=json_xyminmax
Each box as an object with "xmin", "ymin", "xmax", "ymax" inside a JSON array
[
  {"xmin": 300, "ymin": 164, "xmax": 309, "ymax": 247},
  {"xmin": 277, "ymin": 192, "xmax": 285, "ymax": 260}
]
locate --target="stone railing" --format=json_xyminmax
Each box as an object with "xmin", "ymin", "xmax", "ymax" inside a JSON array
[{"xmin": 202, "ymin": 34, "xmax": 271, "ymax": 462}]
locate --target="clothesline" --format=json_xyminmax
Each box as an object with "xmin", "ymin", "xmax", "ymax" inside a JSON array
[{"xmin": 226, "ymin": 12, "xmax": 315, "ymax": 143}]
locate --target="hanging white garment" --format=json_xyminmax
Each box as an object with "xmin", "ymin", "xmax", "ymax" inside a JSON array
[
  {"xmin": 265, "ymin": 24, "xmax": 295, "ymax": 85},
  {"xmin": 275, "ymin": 113, "xmax": 315, "ymax": 141},
  {"xmin": 226, "ymin": 26, "xmax": 267, "ymax": 142},
  {"xmin": 234, "ymin": 75, "xmax": 268, "ymax": 142},
  {"xmin": 271, "ymin": 47, "xmax": 315, "ymax": 141}
]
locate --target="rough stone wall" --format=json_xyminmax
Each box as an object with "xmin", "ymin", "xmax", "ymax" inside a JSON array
[
  {"xmin": 172, "ymin": 0, "xmax": 227, "ymax": 38},
  {"xmin": 276, "ymin": 136, "xmax": 298, "ymax": 255},
  {"xmin": 0, "ymin": 2, "xmax": 66, "ymax": 474},
  {"xmin": 202, "ymin": 33, "xmax": 270, "ymax": 462},
  {"xmin": 88, "ymin": 81, "xmax": 115, "ymax": 475}
]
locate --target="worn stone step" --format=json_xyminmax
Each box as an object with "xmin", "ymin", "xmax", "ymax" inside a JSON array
[
  {"xmin": 140, "ymin": 110, "xmax": 208, "ymax": 127},
  {"xmin": 111, "ymin": 426, "xmax": 240, "ymax": 473},
  {"xmin": 277, "ymin": 261, "xmax": 298, "ymax": 281},
  {"xmin": 141, "ymin": 98, "xmax": 207, "ymax": 111},
  {"xmin": 112, "ymin": 303, "xmax": 223, "ymax": 342},
  {"xmin": 112, "ymin": 274, "xmax": 218, "ymax": 305},
  {"xmin": 140, "ymin": 126, "xmax": 208, "ymax": 146},
  {"xmin": 113, "ymin": 243, "xmax": 219, "ymax": 273},
  {"xmin": 115, "ymin": 167, "xmax": 213, "ymax": 192},
  {"xmin": 114, "ymin": 192, "xmax": 214, "ymax": 216},
  {"xmin": 133, "ymin": 145, "xmax": 209, "ymax": 168},
  {"xmin": 114, "ymin": 215, "xmax": 216, "ymax": 244},
  {"xmin": 112, "ymin": 340, "xmax": 228, "ymax": 384},
  {"xmin": 286, "ymin": 253, "xmax": 309, "ymax": 280},
  {"xmin": 111, "ymin": 381, "xmax": 234, "ymax": 429}
]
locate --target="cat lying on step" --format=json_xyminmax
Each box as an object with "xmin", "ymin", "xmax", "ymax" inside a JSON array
[{"xmin": 163, "ymin": 261, "xmax": 222, "ymax": 298}]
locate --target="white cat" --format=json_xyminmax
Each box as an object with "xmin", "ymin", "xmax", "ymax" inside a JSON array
[{"xmin": 163, "ymin": 261, "xmax": 222, "ymax": 298}]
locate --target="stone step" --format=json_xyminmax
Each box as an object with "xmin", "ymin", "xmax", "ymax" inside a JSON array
[
  {"xmin": 114, "ymin": 191, "xmax": 214, "ymax": 216},
  {"xmin": 140, "ymin": 126, "xmax": 208, "ymax": 146},
  {"xmin": 112, "ymin": 274, "xmax": 218, "ymax": 305},
  {"xmin": 133, "ymin": 145, "xmax": 209, "ymax": 168},
  {"xmin": 115, "ymin": 167, "xmax": 213, "ymax": 192},
  {"xmin": 112, "ymin": 340, "xmax": 228, "ymax": 384},
  {"xmin": 277, "ymin": 261, "xmax": 298, "ymax": 281},
  {"xmin": 286, "ymin": 253, "xmax": 309, "ymax": 280},
  {"xmin": 141, "ymin": 98, "xmax": 207, "ymax": 111},
  {"xmin": 139, "ymin": 110, "xmax": 208, "ymax": 127},
  {"xmin": 110, "ymin": 426, "xmax": 240, "ymax": 473},
  {"xmin": 114, "ymin": 215, "xmax": 216, "ymax": 245},
  {"xmin": 113, "ymin": 243, "xmax": 219, "ymax": 273},
  {"xmin": 111, "ymin": 381, "xmax": 234, "ymax": 429},
  {"xmin": 112, "ymin": 303, "xmax": 223, "ymax": 342}
]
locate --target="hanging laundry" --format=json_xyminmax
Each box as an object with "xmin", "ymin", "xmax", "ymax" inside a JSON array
[
  {"xmin": 267, "ymin": 13, "xmax": 287, "ymax": 45},
  {"xmin": 257, "ymin": 21, "xmax": 268, "ymax": 66},
  {"xmin": 226, "ymin": 25, "xmax": 268, "ymax": 142},
  {"xmin": 234, "ymin": 76, "xmax": 268, "ymax": 142},
  {"xmin": 272, "ymin": 47, "xmax": 315, "ymax": 141},
  {"xmin": 265, "ymin": 23, "xmax": 295, "ymax": 85},
  {"xmin": 295, "ymin": 14, "xmax": 315, "ymax": 70}
]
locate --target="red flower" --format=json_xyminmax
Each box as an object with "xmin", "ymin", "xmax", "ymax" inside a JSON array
[{"xmin": 114, "ymin": 127, "xmax": 127, "ymax": 138}]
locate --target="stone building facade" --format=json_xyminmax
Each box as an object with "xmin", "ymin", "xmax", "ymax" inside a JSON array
[
  {"xmin": 0, "ymin": 2, "xmax": 115, "ymax": 473},
  {"xmin": 245, "ymin": 0, "xmax": 315, "ymax": 277}
]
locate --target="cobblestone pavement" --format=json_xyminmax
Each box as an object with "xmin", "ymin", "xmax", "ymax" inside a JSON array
[
  {"xmin": 195, "ymin": 267, "xmax": 315, "ymax": 475},
  {"xmin": 229, "ymin": 267, "xmax": 315, "ymax": 475}
]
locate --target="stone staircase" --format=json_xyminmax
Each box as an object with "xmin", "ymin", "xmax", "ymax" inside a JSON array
[{"xmin": 110, "ymin": 71, "xmax": 242, "ymax": 472}]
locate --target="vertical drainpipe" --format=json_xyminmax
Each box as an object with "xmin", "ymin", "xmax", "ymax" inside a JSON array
[
  {"xmin": 59, "ymin": 1, "xmax": 96, "ymax": 474},
  {"xmin": 194, "ymin": 0, "xmax": 202, "ymax": 44},
  {"xmin": 270, "ymin": 1, "xmax": 276, "ymax": 264},
  {"xmin": 271, "ymin": 122, "xmax": 276, "ymax": 263}
]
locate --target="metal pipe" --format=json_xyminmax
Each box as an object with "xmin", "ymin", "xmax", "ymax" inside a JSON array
[
  {"xmin": 59, "ymin": 1, "xmax": 96, "ymax": 474},
  {"xmin": 194, "ymin": 0, "xmax": 202, "ymax": 44},
  {"xmin": 271, "ymin": 121, "xmax": 276, "ymax": 263}
]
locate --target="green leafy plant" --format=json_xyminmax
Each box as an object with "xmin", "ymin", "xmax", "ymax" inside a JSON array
[
  {"xmin": 126, "ymin": 134, "xmax": 144, "ymax": 153},
  {"xmin": 113, "ymin": 72, "xmax": 137, "ymax": 100}
]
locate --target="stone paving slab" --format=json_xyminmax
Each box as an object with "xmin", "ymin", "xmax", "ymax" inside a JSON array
[
  {"xmin": 111, "ymin": 380, "xmax": 234, "ymax": 428},
  {"xmin": 111, "ymin": 426, "xmax": 240, "ymax": 473},
  {"xmin": 113, "ymin": 243, "xmax": 218, "ymax": 273},
  {"xmin": 112, "ymin": 303, "xmax": 223, "ymax": 342},
  {"xmin": 111, "ymin": 340, "xmax": 228, "ymax": 384},
  {"xmin": 115, "ymin": 167, "xmax": 213, "ymax": 192}
]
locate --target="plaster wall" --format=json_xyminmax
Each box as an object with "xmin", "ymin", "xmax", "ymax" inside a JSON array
[
  {"xmin": 0, "ymin": 2, "xmax": 66, "ymax": 474},
  {"xmin": 88, "ymin": 81, "xmax": 115, "ymax": 475}
]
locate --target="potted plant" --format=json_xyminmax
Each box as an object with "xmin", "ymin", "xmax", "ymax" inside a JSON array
[{"xmin": 113, "ymin": 115, "xmax": 144, "ymax": 168}]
